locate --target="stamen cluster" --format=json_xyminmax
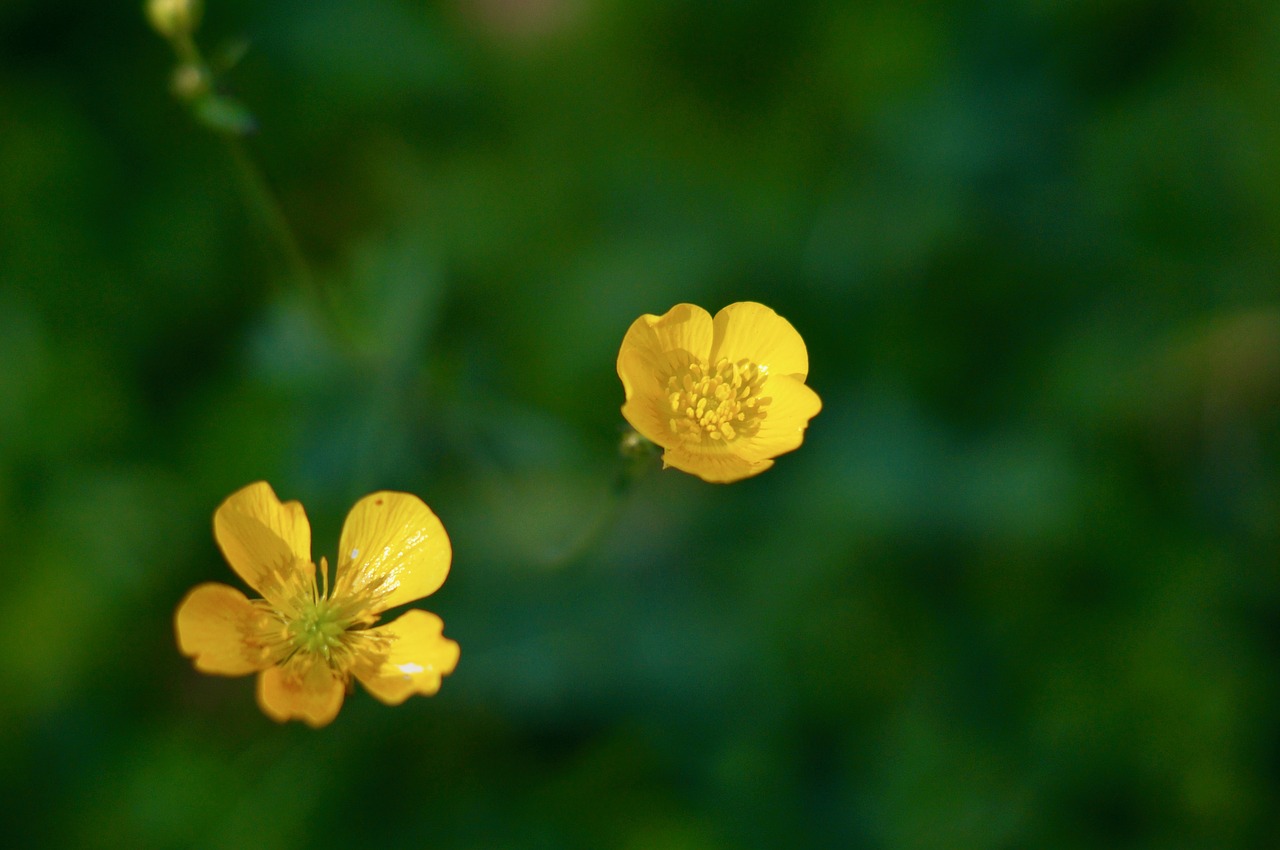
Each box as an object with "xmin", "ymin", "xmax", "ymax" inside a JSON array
[
  {"xmin": 276, "ymin": 559, "xmax": 387, "ymax": 679},
  {"xmin": 667, "ymin": 357, "xmax": 770, "ymax": 443}
]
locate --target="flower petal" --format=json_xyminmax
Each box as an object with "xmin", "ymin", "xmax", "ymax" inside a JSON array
[
  {"xmin": 174, "ymin": 582, "xmax": 276, "ymax": 676},
  {"xmin": 218, "ymin": 482, "xmax": 311, "ymax": 563},
  {"xmin": 619, "ymin": 303, "xmax": 715, "ymax": 369},
  {"xmin": 256, "ymin": 663, "xmax": 345, "ymax": 728},
  {"xmin": 661, "ymin": 442, "xmax": 773, "ymax": 483},
  {"xmin": 736, "ymin": 375, "xmax": 823, "ymax": 462},
  {"xmin": 618, "ymin": 348, "xmax": 678, "ymax": 449},
  {"xmin": 214, "ymin": 482, "xmax": 315, "ymax": 609},
  {"xmin": 710, "ymin": 302, "xmax": 810, "ymax": 380},
  {"xmin": 333, "ymin": 492, "xmax": 451, "ymax": 614},
  {"xmin": 355, "ymin": 610, "xmax": 460, "ymax": 705},
  {"xmin": 617, "ymin": 305, "xmax": 716, "ymax": 450}
]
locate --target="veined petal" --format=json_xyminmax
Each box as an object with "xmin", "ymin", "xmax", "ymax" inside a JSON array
[
  {"xmin": 710, "ymin": 302, "xmax": 810, "ymax": 380},
  {"xmin": 355, "ymin": 610, "xmax": 460, "ymax": 705},
  {"xmin": 218, "ymin": 482, "xmax": 311, "ymax": 563},
  {"xmin": 619, "ymin": 304, "xmax": 714, "ymax": 369},
  {"xmin": 214, "ymin": 483, "xmax": 315, "ymax": 610},
  {"xmin": 662, "ymin": 442, "xmax": 772, "ymax": 483},
  {"xmin": 333, "ymin": 492, "xmax": 451, "ymax": 614},
  {"xmin": 618, "ymin": 348, "xmax": 677, "ymax": 449},
  {"xmin": 736, "ymin": 375, "xmax": 822, "ymax": 463},
  {"xmin": 174, "ymin": 582, "xmax": 277, "ymax": 676},
  {"xmin": 256, "ymin": 663, "xmax": 345, "ymax": 728},
  {"xmin": 617, "ymin": 338, "xmax": 668, "ymax": 404}
]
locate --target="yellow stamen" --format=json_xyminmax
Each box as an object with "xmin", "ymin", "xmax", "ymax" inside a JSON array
[{"xmin": 666, "ymin": 357, "xmax": 770, "ymax": 444}]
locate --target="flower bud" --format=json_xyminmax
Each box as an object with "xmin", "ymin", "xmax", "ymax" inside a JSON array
[
  {"xmin": 170, "ymin": 61, "xmax": 210, "ymax": 100},
  {"xmin": 146, "ymin": 0, "xmax": 203, "ymax": 40}
]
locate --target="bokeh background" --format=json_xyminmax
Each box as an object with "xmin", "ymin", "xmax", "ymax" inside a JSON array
[{"xmin": 3, "ymin": 0, "xmax": 1280, "ymax": 847}]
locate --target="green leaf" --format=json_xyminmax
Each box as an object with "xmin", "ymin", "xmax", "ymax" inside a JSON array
[{"xmin": 192, "ymin": 94, "xmax": 257, "ymax": 136}]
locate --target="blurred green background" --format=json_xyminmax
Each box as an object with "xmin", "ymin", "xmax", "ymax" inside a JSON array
[{"xmin": 3, "ymin": 0, "xmax": 1280, "ymax": 847}]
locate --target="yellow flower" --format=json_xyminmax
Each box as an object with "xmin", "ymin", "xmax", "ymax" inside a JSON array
[
  {"xmin": 175, "ymin": 482, "xmax": 459, "ymax": 727},
  {"xmin": 617, "ymin": 301, "xmax": 822, "ymax": 483}
]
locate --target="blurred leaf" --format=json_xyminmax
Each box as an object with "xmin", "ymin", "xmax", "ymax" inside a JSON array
[{"xmin": 193, "ymin": 93, "xmax": 258, "ymax": 136}]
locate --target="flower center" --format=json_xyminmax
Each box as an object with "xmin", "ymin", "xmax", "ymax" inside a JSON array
[
  {"xmin": 666, "ymin": 357, "xmax": 770, "ymax": 443},
  {"xmin": 280, "ymin": 586, "xmax": 388, "ymax": 679},
  {"xmin": 290, "ymin": 599, "xmax": 352, "ymax": 659}
]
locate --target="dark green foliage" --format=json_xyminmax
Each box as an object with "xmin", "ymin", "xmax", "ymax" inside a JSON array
[{"xmin": 2, "ymin": 0, "xmax": 1279, "ymax": 847}]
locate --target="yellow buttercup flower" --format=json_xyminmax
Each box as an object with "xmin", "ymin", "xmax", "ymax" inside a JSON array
[
  {"xmin": 617, "ymin": 301, "xmax": 822, "ymax": 483},
  {"xmin": 175, "ymin": 482, "xmax": 459, "ymax": 727}
]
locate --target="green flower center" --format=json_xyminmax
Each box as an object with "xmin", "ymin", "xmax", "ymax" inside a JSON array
[
  {"xmin": 666, "ymin": 357, "xmax": 770, "ymax": 443},
  {"xmin": 290, "ymin": 599, "xmax": 352, "ymax": 660}
]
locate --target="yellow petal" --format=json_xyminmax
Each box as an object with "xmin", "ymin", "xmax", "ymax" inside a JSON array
[
  {"xmin": 617, "ymin": 305, "xmax": 716, "ymax": 448},
  {"xmin": 618, "ymin": 348, "xmax": 677, "ymax": 449},
  {"xmin": 356, "ymin": 610, "xmax": 460, "ymax": 705},
  {"xmin": 618, "ymin": 303, "xmax": 714, "ymax": 367},
  {"xmin": 218, "ymin": 482, "xmax": 312, "ymax": 562},
  {"xmin": 174, "ymin": 582, "xmax": 275, "ymax": 676},
  {"xmin": 256, "ymin": 663, "xmax": 345, "ymax": 728},
  {"xmin": 661, "ymin": 442, "xmax": 773, "ymax": 483},
  {"xmin": 710, "ymin": 302, "xmax": 810, "ymax": 380},
  {"xmin": 617, "ymin": 337, "xmax": 667, "ymax": 407},
  {"xmin": 616, "ymin": 303, "xmax": 716, "ymax": 386},
  {"xmin": 214, "ymin": 482, "xmax": 314, "ymax": 610},
  {"xmin": 737, "ymin": 375, "xmax": 822, "ymax": 462},
  {"xmin": 333, "ymin": 492, "xmax": 451, "ymax": 614}
]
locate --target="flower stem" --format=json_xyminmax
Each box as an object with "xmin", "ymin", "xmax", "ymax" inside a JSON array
[
  {"xmin": 151, "ymin": 10, "xmax": 346, "ymax": 340},
  {"xmin": 225, "ymin": 137, "xmax": 323, "ymax": 308},
  {"xmin": 537, "ymin": 486, "xmax": 630, "ymax": 567},
  {"xmin": 537, "ymin": 429, "xmax": 657, "ymax": 567}
]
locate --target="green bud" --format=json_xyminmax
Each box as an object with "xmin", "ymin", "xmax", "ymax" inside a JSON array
[
  {"xmin": 146, "ymin": 0, "xmax": 203, "ymax": 41},
  {"xmin": 169, "ymin": 62, "xmax": 210, "ymax": 100}
]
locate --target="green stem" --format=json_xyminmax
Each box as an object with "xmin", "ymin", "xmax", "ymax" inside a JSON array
[
  {"xmin": 224, "ymin": 138, "xmax": 355, "ymax": 347},
  {"xmin": 537, "ymin": 432, "xmax": 657, "ymax": 567},
  {"xmin": 171, "ymin": 32, "xmax": 200, "ymax": 66},
  {"xmin": 537, "ymin": 486, "xmax": 630, "ymax": 568},
  {"xmin": 162, "ymin": 28, "xmax": 345, "ymax": 341},
  {"xmin": 226, "ymin": 139, "xmax": 316, "ymax": 299}
]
